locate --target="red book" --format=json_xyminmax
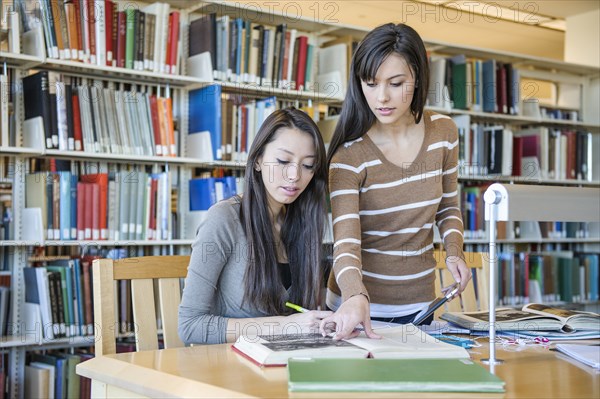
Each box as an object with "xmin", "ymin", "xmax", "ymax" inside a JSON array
[
  {"xmin": 81, "ymin": 173, "xmax": 108, "ymax": 240},
  {"xmin": 71, "ymin": 88, "xmax": 83, "ymax": 151},
  {"xmin": 496, "ymin": 62, "xmax": 507, "ymax": 114},
  {"xmin": 168, "ymin": 11, "xmax": 180, "ymax": 74},
  {"xmin": 565, "ymin": 130, "xmax": 577, "ymax": 179},
  {"xmin": 149, "ymin": 178, "xmax": 158, "ymax": 239},
  {"xmin": 91, "ymin": 183, "xmax": 100, "ymax": 240},
  {"xmin": 83, "ymin": 183, "xmax": 92, "ymax": 239},
  {"xmin": 149, "ymin": 94, "xmax": 162, "ymax": 155},
  {"xmin": 294, "ymin": 36, "xmax": 308, "ymax": 90},
  {"xmin": 86, "ymin": 0, "xmax": 97, "ymax": 64},
  {"xmin": 116, "ymin": 11, "xmax": 126, "ymax": 68},
  {"xmin": 512, "ymin": 136, "xmax": 523, "ymax": 176},
  {"xmin": 105, "ymin": 0, "xmax": 114, "ymax": 65},
  {"xmin": 76, "ymin": 182, "xmax": 85, "ymax": 240}
]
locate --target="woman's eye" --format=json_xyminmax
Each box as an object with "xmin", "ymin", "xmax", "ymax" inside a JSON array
[
  {"xmin": 365, "ymin": 82, "xmax": 376, "ymax": 87},
  {"xmin": 277, "ymin": 158, "xmax": 290, "ymax": 165},
  {"xmin": 391, "ymin": 82, "xmax": 403, "ymax": 87},
  {"xmin": 303, "ymin": 164, "xmax": 315, "ymax": 170}
]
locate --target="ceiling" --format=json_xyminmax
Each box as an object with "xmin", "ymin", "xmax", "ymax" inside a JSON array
[
  {"xmin": 364, "ymin": 1, "xmax": 600, "ymax": 31},
  {"xmin": 491, "ymin": 1, "xmax": 600, "ymax": 18},
  {"xmin": 218, "ymin": 1, "xmax": 600, "ymax": 61}
]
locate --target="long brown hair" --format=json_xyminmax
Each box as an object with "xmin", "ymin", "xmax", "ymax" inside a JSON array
[{"xmin": 240, "ymin": 108, "xmax": 328, "ymax": 314}]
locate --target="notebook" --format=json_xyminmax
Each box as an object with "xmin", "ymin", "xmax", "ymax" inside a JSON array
[{"xmin": 288, "ymin": 358, "xmax": 506, "ymax": 392}]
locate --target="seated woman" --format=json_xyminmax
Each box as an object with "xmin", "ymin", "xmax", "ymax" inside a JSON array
[{"xmin": 178, "ymin": 108, "xmax": 331, "ymax": 345}]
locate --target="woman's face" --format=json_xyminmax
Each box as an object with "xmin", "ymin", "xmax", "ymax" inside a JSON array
[
  {"xmin": 361, "ymin": 53, "xmax": 416, "ymax": 125},
  {"xmin": 256, "ymin": 127, "xmax": 316, "ymax": 212}
]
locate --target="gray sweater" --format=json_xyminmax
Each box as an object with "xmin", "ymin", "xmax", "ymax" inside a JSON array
[{"xmin": 178, "ymin": 197, "xmax": 289, "ymax": 345}]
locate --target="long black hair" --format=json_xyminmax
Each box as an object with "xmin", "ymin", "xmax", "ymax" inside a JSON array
[
  {"xmin": 327, "ymin": 23, "xmax": 430, "ymax": 164},
  {"xmin": 240, "ymin": 108, "xmax": 328, "ymax": 314}
]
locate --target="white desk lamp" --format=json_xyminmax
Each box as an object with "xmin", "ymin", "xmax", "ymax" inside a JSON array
[{"xmin": 483, "ymin": 183, "xmax": 600, "ymax": 366}]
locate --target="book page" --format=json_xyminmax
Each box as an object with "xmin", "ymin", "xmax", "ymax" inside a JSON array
[
  {"xmin": 522, "ymin": 303, "xmax": 598, "ymax": 324},
  {"xmin": 346, "ymin": 325, "xmax": 469, "ymax": 359},
  {"xmin": 451, "ymin": 308, "xmax": 547, "ymax": 323}
]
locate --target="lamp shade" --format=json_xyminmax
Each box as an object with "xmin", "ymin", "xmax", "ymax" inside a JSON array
[{"xmin": 484, "ymin": 183, "xmax": 600, "ymax": 223}]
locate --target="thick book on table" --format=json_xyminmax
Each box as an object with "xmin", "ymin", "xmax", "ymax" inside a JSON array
[
  {"xmin": 232, "ymin": 325, "xmax": 469, "ymax": 367},
  {"xmin": 441, "ymin": 303, "xmax": 600, "ymax": 332},
  {"xmin": 288, "ymin": 358, "xmax": 505, "ymax": 392}
]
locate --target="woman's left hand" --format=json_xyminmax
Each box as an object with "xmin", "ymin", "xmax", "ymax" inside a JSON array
[
  {"xmin": 285, "ymin": 310, "xmax": 333, "ymax": 334},
  {"xmin": 445, "ymin": 255, "xmax": 471, "ymax": 297}
]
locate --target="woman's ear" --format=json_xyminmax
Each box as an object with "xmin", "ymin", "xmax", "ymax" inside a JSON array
[{"xmin": 254, "ymin": 162, "xmax": 261, "ymax": 172}]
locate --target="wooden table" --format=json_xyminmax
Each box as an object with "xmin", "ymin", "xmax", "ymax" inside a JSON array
[{"xmin": 76, "ymin": 342, "xmax": 600, "ymax": 398}]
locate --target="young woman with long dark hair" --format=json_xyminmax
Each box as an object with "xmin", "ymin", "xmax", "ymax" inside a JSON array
[
  {"xmin": 179, "ymin": 108, "xmax": 330, "ymax": 345},
  {"xmin": 320, "ymin": 23, "xmax": 470, "ymax": 340}
]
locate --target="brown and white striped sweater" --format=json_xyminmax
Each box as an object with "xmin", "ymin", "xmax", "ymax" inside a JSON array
[{"xmin": 327, "ymin": 111, "xmax": 464, "ymax": 316}]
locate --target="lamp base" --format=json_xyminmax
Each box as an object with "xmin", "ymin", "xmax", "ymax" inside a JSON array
[{"xmin": 481, "ymin": 358, "xmax": 504, "ymax": 365}]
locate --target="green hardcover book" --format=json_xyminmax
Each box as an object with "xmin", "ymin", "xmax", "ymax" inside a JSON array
[
  {"xmin": 452, "ymin": 62, "xmax": 468, "ymax": 109},
  {"xmin": 125, "ymin": 8, "xmax": 137, "ymax": 69},
  {"xmin": 288, "ymin": 358, "xmax": 505, "ymax": 393}
]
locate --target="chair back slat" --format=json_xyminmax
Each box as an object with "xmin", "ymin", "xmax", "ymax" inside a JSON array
[
  {"xmin": 159, "ymin": 278, "xmax": 184, "ymax": 349},
  {"xmin": 92, "ymin": 256, "xmax": 189, "ymax": 356},
  {"xmin": 433, "ymin": 251, "xmax": 489, "ymax": 315},
  {"xmin": 93, "ymin": 259, "xmax": 117, "ymax": 356},
  {"xmin": 477, "ymin": 259, "xmax": 490, "ymax": 311},
  {"xmin": 131, "ymin": 278, "xmax": 159, "ymax": 352}
]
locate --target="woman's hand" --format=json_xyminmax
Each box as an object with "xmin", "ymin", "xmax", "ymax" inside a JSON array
[
  {"xmin": 318, "ymin": 294, "xmax": 381, "ymax": 340},
  {"xmin": 445, "ymin": 255, "xmax": 471, "ymax": 297},
  {"xmin": 284, "ymin": 310, "xmax": 333, "ymax": 334}
]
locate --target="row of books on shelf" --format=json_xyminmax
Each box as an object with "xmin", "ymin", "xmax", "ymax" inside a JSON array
[
  {"xmin": 538, "ymin": 104, "xmax": 580, "ymax": 122},
  {"xmin": 187, "ymin": 85, "xmax": 318, "ymax": 162},
  {"xmin": 494, "ymin": 251, "xmax": 599, "ymax": 306},
  {"xmin": 14, "ymin": 0, "xmax": 182, "ymax": 75},
  {"xmin": 22, "ymin": 70, "xmax": 177, "ymax": 154},
  {"xmin": 428, "ymin": 55, "xmax": 520, "ymax": 115},
  {"xmin": 428, "ymin": 54, "xmax": 583, "ymax": 118},
  {"xmin": 23, "ymin": 257, "xmax": 96, "ymax": 340},
  {"xmin": 24, "ymin": 252, "xmax": 177, "ymax": 343},
  {"xmin": 191, "ymin": 13, "xmax": 322, "ymax": 90},
  {"xmin": 459, "ymin": 184, "xmax": 598, "ymax": 240},
  {"xmin": 25, "ymin": 168, "xmax": 173, "ymax": 242},
  {"xmin": 189, "ymin": 175, "xmax": 239, "ymax": 212},
  {"xmin": 453, "ymin": 115, "xmax": 599, "ymax": 182},
  {"xmin": 25, "ymin": 350, "xmax": 92, "ymax": 399}
]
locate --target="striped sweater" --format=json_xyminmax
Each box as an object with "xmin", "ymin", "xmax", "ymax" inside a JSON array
[{"xmin": 327, "ymin": 111, "xmax": 465, "ymax": 316}]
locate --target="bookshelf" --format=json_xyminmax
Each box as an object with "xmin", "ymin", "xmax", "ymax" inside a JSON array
[{"xmin": 0, "ymin": 0, "xmax": 596, "ymax": 397}]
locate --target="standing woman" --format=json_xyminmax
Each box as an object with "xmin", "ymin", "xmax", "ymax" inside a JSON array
[
  {"xmin": 321, "ymin": 23, "xmax": 470, "ymax": 339},
  {"xmin": 179, "ymin": 108, "xmax": 331, "ymax": 345}
]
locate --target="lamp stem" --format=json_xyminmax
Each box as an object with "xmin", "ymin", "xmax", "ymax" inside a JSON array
[{"xmin": 482, "ymin": 192, "xmax": 503, "ymax": 367}]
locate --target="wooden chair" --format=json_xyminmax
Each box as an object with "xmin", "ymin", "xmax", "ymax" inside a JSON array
[
  {"xmin": 92, "ymin": 255, "xmax": 190, "ymax": 356},
  {"xmin": 433, "ymin": 251, "xmax": 489, "ymax": 319}
]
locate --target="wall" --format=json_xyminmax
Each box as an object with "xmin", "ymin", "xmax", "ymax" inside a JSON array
[
  {"xmin": 565, "ymin": 9, "xmax": 600, "ymax": 67},
  {"xmin": 565, "ymin": 9, "xmax": 600, "ymax": 125}
]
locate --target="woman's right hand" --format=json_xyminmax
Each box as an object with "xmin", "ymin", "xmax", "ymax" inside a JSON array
[{"xmin": 318, "ymin": 295, "xmax": 381, "ymax": 340}]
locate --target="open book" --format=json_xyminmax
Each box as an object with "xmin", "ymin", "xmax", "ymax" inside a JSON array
[
  {"xmin": 441, "ymin": 303, "xmax": 600, "ymax": 332},
  {"xmin": 232, "ymin": 325, "xmax": 470, "ymax": 366}
]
